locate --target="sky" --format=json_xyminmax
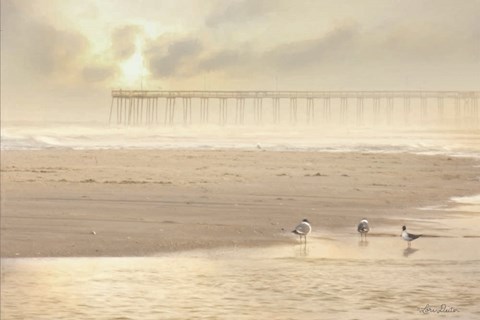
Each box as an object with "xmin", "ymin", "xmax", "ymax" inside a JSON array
[{"xmin": 1, "ymin": 0, "xmax": 479, "ymax": 121}]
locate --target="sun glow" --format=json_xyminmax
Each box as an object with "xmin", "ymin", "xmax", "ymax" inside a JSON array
[{"xmin": 119, "ymin": 49, "xmax": 145, "ymax": 89}]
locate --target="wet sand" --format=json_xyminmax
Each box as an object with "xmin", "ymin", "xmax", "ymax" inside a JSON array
[
  {"xmin": 2, "ymin": 237, "xmax": 479, "ymax": 319},
  {"xmin": 1, "ymin": 149, "xmax": 479, "ymax": 257}
]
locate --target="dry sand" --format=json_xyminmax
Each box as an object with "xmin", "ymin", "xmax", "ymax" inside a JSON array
[{"xmin": 1, "ymin": 149, "xmax": 479, "ymax": 257}]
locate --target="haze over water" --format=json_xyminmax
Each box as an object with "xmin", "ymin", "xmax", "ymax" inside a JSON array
[{"xmin": 2, "ymin": 120, "xmax": 479, "ymax": 159}]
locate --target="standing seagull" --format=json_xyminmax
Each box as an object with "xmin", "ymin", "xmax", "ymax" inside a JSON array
[
  {"xmin": 292, "ymin": 219, "xmax": 312, "ymax": 244},
  {"xmin": 401, "ymin": 226, "xmax": 422, "ymax": 247},
  {"xmin": 357, "ymin": 219, "xmax": 370, "ymax": 239}
]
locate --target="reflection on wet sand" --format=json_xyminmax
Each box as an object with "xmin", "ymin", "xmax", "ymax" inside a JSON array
[
  {"xmin": 294, "ymin": 243, "xmax": 310, "ymax": 257},
  {"xmin": 403, "ymin": 247, "xmax": 419, "ymax": 258},
  {"xmin": 2, "ymin": 236, "xmax": 479, "ymax": 319},
  {"xmin": 358, "ymin": 240, "xmax": 369, "ymax": 247}
]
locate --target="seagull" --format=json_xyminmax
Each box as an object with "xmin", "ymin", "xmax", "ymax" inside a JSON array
[
  {"xmin": 401, "ymin": 226, "xmax": 422, "ymax": 247},
  {"xmin": 357, "ymin": 219, "xmax": 370, "ymax": 239},
  {"xmin": 292, "ymin": 219, "xmax": 311, "ymax": 244}
]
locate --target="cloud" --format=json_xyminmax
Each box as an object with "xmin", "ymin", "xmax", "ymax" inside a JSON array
[
  {"xmin": 197, "ymin": 50, "xmax": 253, "ymax": 72},
  {"xmin": 2, "ymin": 0, "xmax": 479, "ymax": 103},
  {"xmin": 196, "ymin": 12, "xmax": 479, "ymax": 79},
  {"xmin": 2, "ymin": 0, "xmax": 89, "ymax": 82},
  {"xmin": 190, "ymin": 22, "xmax": 360, "ymax": 78},
  {"xmin": 2, "ymin": 0, "xmax": 131, "ymax": 88},
  {"xmin": 205, "ymin": 0, "xmax": 279, "ymax": 27},
  {"xmin": 34, "ymin": 26, "xmax": 89, "ymax": 76},
  {"xmin": 379, "ymin": 23, "xmax": 479, "ymax": 63},
  {"xmin": 145, "ymin": 37, "xmax": 203, "ymax": 77},
  {"xmin": 111, "ymin": 25, "xmax": 143, "ymax": 60},
  {"xmin": 82, "ymin": 65, "xmax": 118, "ymax": 83},
  {"xmin": 265, "ymin": 23, "xmax": 360, "ymax": 72}
]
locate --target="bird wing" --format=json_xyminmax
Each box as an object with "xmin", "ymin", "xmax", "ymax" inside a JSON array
[
  {"xmin": 294, "ymin": 222, "xmax": 311, "ymax": 235},
  {"xmin": 407, "ymin": 232, "xmax": 422, "ymax": 240},
  {"xmin": 357, "ymin": 222, "xmax": 369, "ymax": 232}
]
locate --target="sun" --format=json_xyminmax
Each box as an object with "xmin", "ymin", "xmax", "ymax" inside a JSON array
[
  {"xmin": 119, "ymin": 49, "xmax": 145, "ymax": 89},
  {"xmin": 117, "ymin": 24, "xmax": 162, "ymax": 89}
]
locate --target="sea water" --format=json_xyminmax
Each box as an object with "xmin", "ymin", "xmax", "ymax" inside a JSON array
[{"xmin": 2, "ymin": 121, "xmax": 480, "ymax": 159}]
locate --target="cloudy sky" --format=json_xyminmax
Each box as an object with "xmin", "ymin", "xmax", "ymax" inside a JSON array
[{"xmin": 1, "ymin": 0, "xmax": 479, "ymax": 121}]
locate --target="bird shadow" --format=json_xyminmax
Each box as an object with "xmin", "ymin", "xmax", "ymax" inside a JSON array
[{"xmin": 403, "ymin": 247, "xmax": 419, "ymax": 258}]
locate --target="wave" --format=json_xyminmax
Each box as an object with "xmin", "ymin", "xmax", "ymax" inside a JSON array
[{"xmin": 2, "ymin": 123, "xmax": 480, "ymax": 158}]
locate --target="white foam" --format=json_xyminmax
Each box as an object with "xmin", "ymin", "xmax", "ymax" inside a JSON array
[
  {"xmin": 418, "ymin": 195, "xmax": 480, "ymax": 214},
  {"xmin": 451, "ymin": 195, "xmax": 480, "ymax": 205},
  {"xmin": 2, "ymin": 122, "xmax": 480, "ymax": 159}
]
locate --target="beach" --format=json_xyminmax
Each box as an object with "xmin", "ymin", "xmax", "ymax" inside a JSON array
[
  {"xmin": 2, "ymin": 149, "xmax": 479, "ymax": 257},
  {"xmin": 3, "ymin": 1, "xmax": 480, "ymax": 317}
]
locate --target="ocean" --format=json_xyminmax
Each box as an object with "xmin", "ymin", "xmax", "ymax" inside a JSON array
[{"xmin": 2, "ymin": 121, "xmax": 480, "ymax": 159}]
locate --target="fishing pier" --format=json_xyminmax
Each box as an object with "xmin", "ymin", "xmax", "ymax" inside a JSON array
[{"xmin": 109, "ymin": 90, "xmax": 480, "ymax": 127}]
